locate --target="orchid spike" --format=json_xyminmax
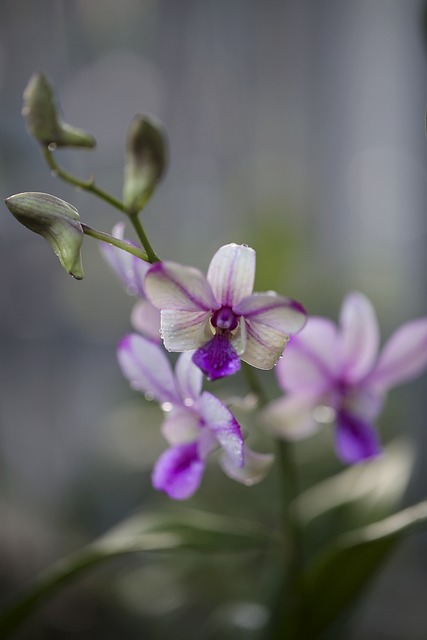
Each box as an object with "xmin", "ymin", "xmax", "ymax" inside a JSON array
[
  {"xmin": 101, "ymin": 223, "xmax": 160, "ymax": 341},
  {"xmin": 143, "ymin": 243, "xmax": 307, "ymax": 380},
  {"xmin": 262, "ymin": 291, "xmax": 427, "ymax": 464},
  {"xmin": 117, "ymin": 333, "xmax": 273, "ymax": 499}
]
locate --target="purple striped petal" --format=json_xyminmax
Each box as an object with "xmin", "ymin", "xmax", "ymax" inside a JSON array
[
  {"xmin": 117, "ymin": 333, "xmax": 180, "ymax": 404},
  {"xmin": 339, "ymin": 292, "xmax": 380, "ymax": 383},
  {"xmin": 130, "ymin": 299, "xmax": 161, "ymax": 342},
  {"xmin": 101, "ymin": 222, "xmax": 148, "ymax": 297},
  {"xmin": 240, "ymin": 319, "xmax": 290, "ymax": 370},
  {"xmin": 175, "ymin": 352, "xmax": 203, "ymax": 403},
  {"xmin": 144, "ymin": 261, "xmax": 218, "ymax": 312},
  {"xmin": 199, "ymin": 391, "xmax": 244, "ymax": 467},
  {"xmin": 161, "ymin": 309, "xmax": 211, "ymax": 351},
  {"xmin": 275, "ymin": 318, "xmax": 340, "ymax": 394},
  {"xmin": 219, "ymin": 446, "xmax": 273, "ymax": 486},
  {"xmin": 367, "ymin": 318, "xmax": 427, "ymax": 392},
  {"xmin": 335, "ymin": 410, "xmax": 381, "ymax": 464},
  {"xmin": 192, "ymin": 333, "xmax": 241, "ymax": 380},
  {"xmin": 207, "ymin": 243, "xmax": 255, "ymax": 307},
  {"xmin": 234, "ymin": 293, "xmax": 307, "ymax": 335},
  {"xmin": 152, "ymin": 442, "xmax": 204, "ymax": 500}
]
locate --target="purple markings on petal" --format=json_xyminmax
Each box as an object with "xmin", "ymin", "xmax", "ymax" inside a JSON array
[
  {"xmin": 335, "ymin": 410, "xmax": 381, "ymax": 464},
  {"xmin": 192, "ymin": 333, "xmax": 241, "ymax": 380},
  {"xmin": 152, "ymin": 442, "xmax": 204, "ymax": 500}
]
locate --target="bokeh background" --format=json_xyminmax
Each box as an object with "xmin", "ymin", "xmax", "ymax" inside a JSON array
[{"xmin": 1, "ymin": 1, "xmax": 427, "ymax": 638}]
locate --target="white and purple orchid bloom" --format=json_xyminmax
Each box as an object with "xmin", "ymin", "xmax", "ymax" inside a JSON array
[
  {"xmin": 117, "ymin": 333, "xmax": 273, "ymax": 500},
  {"xmin": 262, "ymin": 291, "xmax": 427, "ymax": 465},
  {"xmin": 143, "ymin": 243, "xmax": 307, "ymax": 380},
  {"xmin": 101, "ymin": 222, "xmax": 160, "ymax": 341}
]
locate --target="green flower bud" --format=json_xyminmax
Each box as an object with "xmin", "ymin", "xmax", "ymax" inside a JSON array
[
  {"xmin": 22, "ymin": 73, "xmax": 96, "ymax": 148},
  {"xmin": 5, "ymin": 192, "xmax": 84, "ymax": 279},
  {"xmin": 122, "ymin": 115, "xmax": 167, "ymax": 214}
]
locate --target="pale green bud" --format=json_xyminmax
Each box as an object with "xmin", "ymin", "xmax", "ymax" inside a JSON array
[
  {"xmin": 22, "ymin": 73, "xmax": 96, "ymax": 148},
  {"xmin": 122, "ymin": 115, "xmax": 167, "ymax": 214},
  {"xmin": 5, "ymin": 192, "xmax": 84, "ymax": 279}
]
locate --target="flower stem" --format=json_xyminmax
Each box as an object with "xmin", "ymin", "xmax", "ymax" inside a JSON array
[
  {"xmin": 81, "ymin": 224, "xmax": 148, "ymax": 262},
  {"xmin": 41, "ymin": 146, "xmax": 161, "ymax": 263},
  {"xmin": 241, "ymin": 363, "xmax": 305, "ymax": 638}
]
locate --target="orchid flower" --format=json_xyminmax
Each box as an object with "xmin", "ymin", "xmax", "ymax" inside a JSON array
[
  {"xmin": 143, "ymin": 243, "xmax": 307, "ymax": 380},
  {"xmin": 101, "ymin": 222, "xmax": 160, "ymax": 341},
  {"xmin": 262, "ymin": 291, "xmax": 427, "ymax": 464},
  {"xmin": 117, "ymin": 333, "xmax": 273, "ymax": 499}
]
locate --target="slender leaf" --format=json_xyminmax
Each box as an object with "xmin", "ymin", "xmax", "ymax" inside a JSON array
[
  {"xmin": 302, "ymin": 500, "xmax": 427, "ymax": 637},
  {"xmin": 0, "ymin": 509, "xmax": 275, "ymax": 638}
]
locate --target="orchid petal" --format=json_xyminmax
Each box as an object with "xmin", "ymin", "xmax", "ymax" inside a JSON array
[
  {"xmin": 161, "ymin": 408, "xmax": 200, "ymax": 445},
  {"xmin": 340, "ymin": 291, "xmax": 380, "ymax": 383},
  {"xmin": 261, "ymin": 394, "xmax": 321, "ymax": 440},
  {"xmin": 175, "ymin": 352, "xmax": 203, "ymax": 402},
  {"xmin": 197, "ymin": 427, "xmax": 218, "ymax": 460},
  {"xmin": 144, "ymin": 261, "xmax": 218, "ymax": 312},
  {"xmin": 275, "ymin": 317, "xmax": 340, "ymax": 394},
  {"xmin": 240, "ymin": 319, "xmax": 290, "ymax": 370},
  {"xmin": 335, "ymin": 410, "xmax": 381, "ymax": 464},
  {"xmin": 152, "ymin": 442, "xmax": 204, "ymax": 500},
  {"xmin": 229, "ymin": 319, "xmax": 247, "ymax": 356},
  {"xmin": 234, "ymin": 292, "xmax": 307, "ymax": 335},
  {"xmin": 130, "ymin": 299, "xmax": 161, "ymax": 342},
  {"xmin": 207, "ymin": 243, "xmax": 255, "ymax": 307},
  {"xmin": 220, "ymin": 446, "xmax": 274, "ymax": 486},
  {"xmin": 161, "ymin": 309, "xmax": 211, "ymax": 351},
  {"xmin": 199, "ymin": 391, "xmax": 244, "ymax": 467},
  {"xmin": 101, "ymin": 222, "xmax": 148, "ymax": 296},
  {"xmin": 193, "ymin": 333, "xmax": 241, "ymax": 380},
  {"xmin": 117, "ymin": 333, "xmax": 180, "ymax": 404},
  {"xmin": 367, "ymin": 318, "xmax": 427, "ymax": 392}
]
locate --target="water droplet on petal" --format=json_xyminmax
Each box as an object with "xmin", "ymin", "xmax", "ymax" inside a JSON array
[
  {"xmin": 144, "ymin": 391, "xmax": 154, "ymax": 401},
  {"xmin": 184, "ymin": 398, "xmax": 194, "ymax": 407},
  {"xmin": 313, "ymin": 405, "xmax": 336, "ymax": 424},
  {"xmin": 48, "ymin": 142, "xmax": 57, "ymax": 151},
  {"xmin": 161, "ymin": 401, "xmax": 173, "ymax": 412},
  {"xmin": 242, "ymin": 243, "xmax": 248, "ymax": 247}
]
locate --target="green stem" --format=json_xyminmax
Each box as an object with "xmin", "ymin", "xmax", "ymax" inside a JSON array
[
  {"xmin": 81, "ymin": 224, "xmax": 149, "ymax": 262},
  {"xmin": 41, "ymin": 146, "xmax": 161, "ymax": 263},
  {"xmin": 241, "ymin": 363, "xmax": 305, "ymax": 638}
]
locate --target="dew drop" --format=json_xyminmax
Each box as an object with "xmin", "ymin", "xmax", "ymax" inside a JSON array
[
  {"xmin": 48, "ymin": 142, "xmax": 57, "ymax": 152},
  {"xmin": 144, "ymin": 391, "xmax": 154, "ymax": 401},
  {"xmin": 183, "ymin": 398, "xmax": 194, "ymax": 407},
  {"xmin": 161, "ymin": 401, "xmax": 173, "ymax": 412},
  {"xmin": 312, "ymin": 405, "xmax": 335, "ymax": 424}
]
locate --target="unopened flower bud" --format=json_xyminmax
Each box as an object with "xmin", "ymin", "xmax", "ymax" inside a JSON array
[
  {"xmin": 22, "ymin": 73, "xmax": 96, "ymax": 148},
  {"xmin": 5, "ymin": 192, "xmax": 84, "ymax": 279},
  {"xmin": 122, "ymin": 115, "xmax": 167, "ymax": 214}
]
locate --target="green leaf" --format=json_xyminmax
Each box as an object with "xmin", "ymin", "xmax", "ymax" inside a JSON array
[
  {"xmin": 302, "ymin": 500, "xmax": 427, "ymax": 637},
  {"xmin": 0, "ymin": 509, "xmax": 275, "ymax": 638}
]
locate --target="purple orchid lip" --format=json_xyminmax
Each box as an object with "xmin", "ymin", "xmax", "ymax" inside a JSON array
[{"xmin": 192, "ymin": 333, "xmax": 241, "ymax": 380}]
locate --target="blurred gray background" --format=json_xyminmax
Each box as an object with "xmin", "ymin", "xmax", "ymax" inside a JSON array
[{"xmin": 1, "ymin": 1, "xmax": 427, "ymax": 638}]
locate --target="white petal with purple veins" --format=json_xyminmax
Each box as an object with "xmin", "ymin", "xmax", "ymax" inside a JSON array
[
  {"xmin": 117, "ymin": 333, "xmax": 180, "ymax": 404},
  {"xmin": 339, "ymin": 291, "xmax": 380, "ymax": 383},
  {"xmin": 161, "ymin": 310, "xmax": 211, "ymax": 351},
  {"xmin": 199, "ymin": 392, "xmax": 244, "ymax": 467},
  {"xmin": 175, "ymin": 351, "xmax": 203, "ymax": 402},
  {"xmin": 275, "ymin": 317, "xmax": 340, "ymax": 394},
  {"xmin": 145, "ymin": 261, "xmax": 218, "ymax": 311},
  {"xmin": 131, "ymin": 299, "xmax": 161, "ymax": 341},
  {"xmin": 161, "ymin": 408, "xmax": 200, "ymax": 445},
  {"xmin": 240, "ymin": 318, "xmax": 290, "ymax": 370},
  {"xmin": 207, "ymin": 243, "xmax": 255, "ymax": 307},
  {"xmin": 220, "ymin": 446, "xmax": 274, "ymax": 486},
  {"xmin": 234, "ymin": 292, "xmax": 307, "ymax": 335},
  {"xmin": 367, "ymin": 317, "xmax": 427, "ymax": 391},
  {"xmin": 261, "ymin": 393, "xmax": 321, "ymax": 440}
]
